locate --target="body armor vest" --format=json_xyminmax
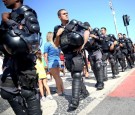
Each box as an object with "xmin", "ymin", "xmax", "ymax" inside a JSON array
[
  {"xmin": 1, "ymin": 5, "xmax": 41, "ymax": 55},
  {"xmin": 59, "ymin": 20, "xmax": 86, "ymax": 53},
  {"xmin": 126, "ymin": 38, "xmax": 133, "ymax": 49}
]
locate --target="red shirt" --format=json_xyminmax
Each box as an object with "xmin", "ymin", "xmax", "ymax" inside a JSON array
[{"xmin": 60, "ymin": 54, "xmax": 64, "ymax": 61}]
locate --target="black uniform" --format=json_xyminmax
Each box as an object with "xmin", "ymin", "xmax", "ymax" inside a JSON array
[
  {"xmin": 114, "ymin": 40, "xmax": 127, "ymax": 72},
  {"xmin": 0, "ymin": 5, "xmax": 42, "ymax": 115},
  {"xmin": 125, "ymin": 38, "xmax": 135, "ymax": 66},
  {"xmin": 85, "ymin": 28, "xmax": 104, "ymax": 90},
  {"xmin": 101, "ymin": 34, "xmax": 118, "ymax": 79},
  {"xmin": 118, "ymin": 38, "xmax": 133, "ymax": 68},
  {"xmin": 54, "ymin": 19, "xmax": 89, "ymax": 110}
]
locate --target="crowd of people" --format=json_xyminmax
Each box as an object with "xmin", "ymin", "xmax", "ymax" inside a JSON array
[{"xmin": 0, "ymin": 0, "xmax": 135, "ymax": 114}]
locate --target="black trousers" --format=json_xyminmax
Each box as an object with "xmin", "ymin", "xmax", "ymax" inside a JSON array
[
  {"xmin": 1, "ymin": 89, "xmax": 42, "ymax": 115},
  {"xmin": 88, "ymin": 50, "xmax": 104, "ymax": 83},
  {"xmin": 64, "ymin": 52, "xmax": 88, "ymax": 103},
  {"xmin": 116, "ymin": 51, "xmax": 126, "ymax": 70},
  {"xmin": 102, "ymin": 52, "xmax": 117, "ymax": 76},
  {"xmin": 121, "ymin": 49, "xmax": 133, "ymax": 67}
]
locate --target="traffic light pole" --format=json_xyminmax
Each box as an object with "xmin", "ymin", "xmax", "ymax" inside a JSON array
[
  {"xmin": 123, "ymin": 15, "xmax": 130, "ymax": 38},
  {"xmin": 125, "ymin": 25, "xmax": 129, "ymax": 38},
  {"xmin": 109, "ymin": 0, "xmax": 118, "ymax": 36}
]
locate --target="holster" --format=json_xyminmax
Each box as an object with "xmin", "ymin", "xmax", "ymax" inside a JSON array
[
  {"xmin": 18, "ymin": 70, "xmax": 38, "ymax": 89},
  {"xmin": 72, "ymin": 55, "xmax": 83, "ymax": 72}
]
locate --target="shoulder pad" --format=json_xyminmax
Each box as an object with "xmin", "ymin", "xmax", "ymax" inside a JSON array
[
  {"xmin": 78, "ymin": 21, "xmax": 89, "ymax": 30},
  {"xmin": 54, "ymin": 25, "xmax": 62, "ymax": 32},
  {"xmin": 19, "ymin": 5, "xmax": 37, "ymax": 17},
  {"xmin": 108, "ymin": 34, "xmax": 114, "ymax": 37},
  {"xmin": 93, "ymin": 28, "xmax": 100, "ymax": 32}
]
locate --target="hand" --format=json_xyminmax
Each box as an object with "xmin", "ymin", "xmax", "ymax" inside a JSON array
[
  {"xmin": 19, "ymin": 24, "xmax": 24, "ymax": 29},
  {"xmin": 120, "ymin": 43, "xmax": 123, "ymax": 47},
  {"xmin": 114, "ymin": 41, "xmax": 117, "ymax": 45},
  {"xmin": 2, "ymin": 12, "xmax": 10, "ymax": 22},
  {"xmin": 89, "ymin": 34, "xmax": 97, "ymax": 38},
  {"xmin": 73, "ymin": 45, "xmax": 84, "ymax": 53},
  {"xmin": 56, "ymin": 28, "xmax": 64, "ymax": 37}
]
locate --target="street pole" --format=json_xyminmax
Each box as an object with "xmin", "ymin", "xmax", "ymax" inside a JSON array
[
  {"xmin": 109, "ymin": 0, "xmax": 118, "ymax": 36},
  {"xmin": 125, "ymin": 26, "xmax": 129, "ymax": 38}
]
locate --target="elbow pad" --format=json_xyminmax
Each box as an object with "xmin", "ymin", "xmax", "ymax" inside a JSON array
[
  {"xmin": 24, "ymin": 11, "xmax": 40, "ymax": 33},
  {"xmin": 53, "ymin": 25, "xmax": 62, "ymax": 41}
]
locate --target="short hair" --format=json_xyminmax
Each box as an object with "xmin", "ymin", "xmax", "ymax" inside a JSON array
[
  {"xmin": 57, "ymin": 9, "xmax": 66, "ymax": 16},
  {"xmin": 20, "ymin": 0, "xmax": 23, "ymax": 4},
  {"xmin": 118, "ymin": 33, "xmax": 122, "ymax": 35},
  {"xmin": 19, "ymin": 0, "xmax": 23, "ymax": 4},
  {"xmin": 123, "ymin": 34, "xmax": 126, "ymax": 36},
  {"xmin": 101, "ymin": 27, "xmax": 106, "ymax": 31}
]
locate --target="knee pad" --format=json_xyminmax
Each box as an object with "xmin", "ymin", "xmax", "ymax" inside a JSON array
[
  {"xmin": 102, "ymin": 61, "xmax": 107, "ymax": 66},
  {"xmin": 109, "ymin": 56, "xmax": 115, "ymax": 64},
  {"xmin": 72, "ymin": 72, "xmax": 82, "ymax": 79},
  {"xmin": 95, "ymin": 62, "xmax": 102, "ymax": 70},
  {"xmin": 20, "ymin": 88, "xmax": 35, "ymax": 98},
  {"xmin": 1, "ymin": 89, "xmax": 14, "ymax": 100}
]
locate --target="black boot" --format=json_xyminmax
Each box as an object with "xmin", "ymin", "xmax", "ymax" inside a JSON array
[
  {"xmin": 95, "ymin": 82, "xmax": 98, "ymax": 88},
  {"xmin": 115, "ymin": 61, "xmax": 119, "ymax": 75},
  {"xmin": 103, "ymin": 63, "xmax": 108, "ymax": 81},
  {"xmin": 112, "ymin": 74, "xmax": 117, "ymax": 79},
  {"xmin": 69, "ymin": 72, "xmax": 81, "ymax": 111},
  {"xmin": 79, "ymin": 91, "xmax": 89, "ymax": 101},
  {"xmin": 68, "ymin": 98, "xmax": 79, "ymax": 111},
  {"xmin": 79, "ymin": 79, "xmax": 89, "ymax": 100},
  {"xmin": 122, "ymin": 67, "xmax": 126, "ymax": 72},
  {"xmin": 96, "ymin": 65, "xmax": 104, "ymax": 90},
  {"xmin": 96, "ymin": 82, "xmax": 104, "ymax": 90}
]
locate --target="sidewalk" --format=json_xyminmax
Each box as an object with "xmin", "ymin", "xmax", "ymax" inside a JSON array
[
  {"xmin": 88, "ymin": 68, "xmax": 135, "ymax": 115},
  {"xmin": 1, "ymin": 67, "xmax": 134, "ymax": 115}
]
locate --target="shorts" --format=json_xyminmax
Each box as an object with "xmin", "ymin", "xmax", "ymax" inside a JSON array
[
  {"xmin": 61, "ymin": 65, "xmax": 64, "ymax": 69},
  {"xmin": 48, "ymin": 60, "xmax": 61, "ymax": 69},
  {"xmin": 38, "ymin": 72, "xmax": 47, "ymax": 80}
]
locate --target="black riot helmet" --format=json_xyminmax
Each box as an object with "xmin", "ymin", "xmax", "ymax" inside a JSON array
[
  {"xmin": 92, "ymin": 28, "xmax": 101, "ymax": 37},
  {"xmin": 68, "ymin": 31, "xmax": 84, "ymax": 46},
  {"xmin": 108, "ymin": 34, "xmax": 116, "ymax": 41},
  {"xmin": 2, "ymin": 29, "xmax": 41, "ymax": 55}
]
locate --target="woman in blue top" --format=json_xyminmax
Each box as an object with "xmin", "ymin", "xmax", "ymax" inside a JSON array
[{"xmin": 44, "ymin": 32, "xmax": 64, "ymax": 95}]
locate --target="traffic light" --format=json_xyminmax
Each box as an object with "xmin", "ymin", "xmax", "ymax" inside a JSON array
[{"xmin": 123, "ymin": 15, "xmax": 130, "ymax": 26}]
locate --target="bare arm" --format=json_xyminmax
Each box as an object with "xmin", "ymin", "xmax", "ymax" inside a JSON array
[
  {"xmin": 54, "ymin": 28, "xmax": 64, "ymax": 47},
  {"xmin": 110, "ymin": 41, "xmax": 117, "ymax": 51},
  {"xmin": 83, "ymin": 30, "xmax": 90, "ymax": 45},
  {"xmin": 44, "ymin": 53, "xmax": 48, "ymax": 66}
]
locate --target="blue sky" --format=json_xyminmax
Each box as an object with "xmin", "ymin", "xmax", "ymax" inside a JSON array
[{"xmin": 0, "ymin": 0, "xmax": 135, "ymax": 51}]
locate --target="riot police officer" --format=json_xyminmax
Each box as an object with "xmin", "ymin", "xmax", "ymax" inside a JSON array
[
  {"xmin": 84, "ymin": 23, "xmax": 104, "ymax": 90},
  {"xmin": 54, "ymin": 9, "xmax": 90, "ymax": 110},
  {"xmin": 100, "ymin": 27, "xmax": 118, "ymax": 79},
  {"xmin": 123, "ymin": 34, "xmax": 135, "ymax": 66},
  {"xmin": 0, "ymin": 0, "xmax": 42, "ymax": 114},
  {"xmin": 108, "ymin": 34, "xmax": 126, "ymax": 72},
  {"xmin": 118, "ymin": 33, "xmax": 133, "ymax": 68}
]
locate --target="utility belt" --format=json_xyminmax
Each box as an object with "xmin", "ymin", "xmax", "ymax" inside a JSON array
[
  {"xmin": 1, "ymin": 67, "xmax": 38, "ymax": 90},
  {"xmin": 120, "ymin": 48, "xmax": 127, "ymax": 51},
  {"xmin": 88, "ymin": 48, "xmax": 100, "ymax": 53},
  {"xmin": 102, "ymin": 50, "xmax": 110, "ymax": 53},
  {"xmin": 17, "ymin": 69, "xmax": 38, "ymax": 90}
]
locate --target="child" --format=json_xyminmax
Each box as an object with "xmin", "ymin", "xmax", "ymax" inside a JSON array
[{"xmin": 35, "ymin": 49, "xmax": 53, "ymax": 101}]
